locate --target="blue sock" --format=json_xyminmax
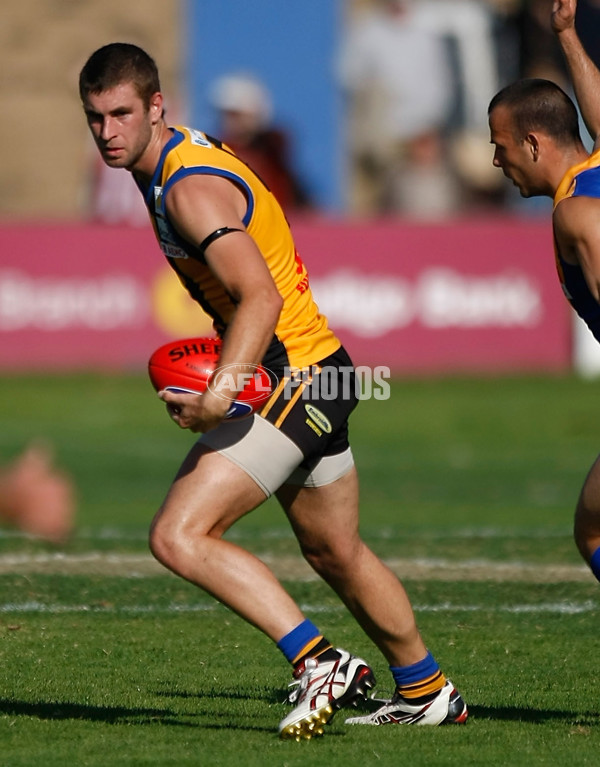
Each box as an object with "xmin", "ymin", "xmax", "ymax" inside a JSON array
[
  {"xmin": 590, "ymin": 546, "xmax": 600, "ymax": 582},
  {"xmin": 276, "ymin": 619, "xmax": 320, "ymax": 664},
  {"xmin": 390, "ymin": 651, "xmax": 441, "ymax": 692}
]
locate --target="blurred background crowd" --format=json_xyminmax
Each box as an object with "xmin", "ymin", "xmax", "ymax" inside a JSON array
[
  {"xmin": 339, "ymin": 0, "xmax": 564, "ymax": 219},
  {"xmin": 2, "ymin": 0, "xmax": 599, "ymax": 225}
]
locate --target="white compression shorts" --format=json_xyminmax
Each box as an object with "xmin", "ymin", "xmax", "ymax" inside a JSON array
[{"xmin": 198, "ymin": 414, "xmax": 354, "ymax": 497}]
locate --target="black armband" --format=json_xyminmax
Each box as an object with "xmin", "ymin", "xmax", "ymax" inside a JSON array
[{"xmin": 199, "ymin": 227, "xmax": 243, "ymax": 252}]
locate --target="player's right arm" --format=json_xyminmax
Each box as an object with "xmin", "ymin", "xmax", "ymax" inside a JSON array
[
  {"xmin": 552, "ymin": 0, "xmax": 600, "ymax": 149},
  {"xmin": 554, "ymin": 195, "xmax": 600, "ymax": 302},
  {"xmin": 159, "ymin": 173, "xmax": 283, "ymax": 433}
]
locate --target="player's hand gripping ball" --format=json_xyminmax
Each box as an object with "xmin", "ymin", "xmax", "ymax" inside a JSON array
[{"xmin": 148, "ymin": 337, "xmax": 273, "ymax": 419}]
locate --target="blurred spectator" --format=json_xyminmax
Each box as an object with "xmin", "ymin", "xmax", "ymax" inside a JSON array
[
  {"xmin": 209, "ymin": 73, "xmax": 312, "ymax": 214},
  {"xmin": 339, "ymin": 0, "xmax": 499, "ymax": 218},
  {"xmin": 420, "ymin": 0, "xmax": 503, "ymax": 212},
  {"xmin": 0, "ymin": 442, "xmax": 76, "ymax": 544},
  {"xmin": 483, "ymin": 0, "xmax": 523, "ymax": 85},
  {"xmin": 517, "ymin": 0, "xmax": 569, "ymax": 86}
]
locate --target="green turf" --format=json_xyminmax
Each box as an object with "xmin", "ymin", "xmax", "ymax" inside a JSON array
[
  {"xmin": 1, "ymin": 575, "xmax": 599, "ymax": 766},
  {"xmin": 0, "ymin": 373, "xmax": 592, "ymax": 559},
  {"xmin": 1, "ymin": 373, "xmax": 599, "ymax": 765}
]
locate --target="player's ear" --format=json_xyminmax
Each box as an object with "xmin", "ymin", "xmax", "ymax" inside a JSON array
[
  {"xmin": 149, "ymin": 92, "xmax": 164, "ymax": 124},
  {"xmin": 525, "ymin": 133, "xmax": 540, "ymax": 161}
]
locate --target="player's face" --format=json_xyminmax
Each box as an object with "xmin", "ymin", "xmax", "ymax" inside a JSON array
[
  {"xmin": 489, "ymin": 105, "xmax": 539, "ymax": 198},
  {"xmin": 83, "ymin": 82, "xmax": 157, "ymax": 171}
]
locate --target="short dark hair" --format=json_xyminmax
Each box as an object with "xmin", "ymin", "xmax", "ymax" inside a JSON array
[
  {"xmin": 79, "ymin": 43, "xmax": 161, "ymax": 109},
  {"xmin": 488, "ymin": 78, "xmax": 581, "ymax": 146}
]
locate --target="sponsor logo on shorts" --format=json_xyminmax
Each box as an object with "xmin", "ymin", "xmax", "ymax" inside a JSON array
[
  {"xmin": 305, "ymin": 418, "xmax": 322, "ymax": 437},
  {"xmin": 304, "ymin": 404, "xmax": 332, "ymax": 434}
]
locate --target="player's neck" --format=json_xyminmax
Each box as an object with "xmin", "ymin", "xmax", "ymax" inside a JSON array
[
  {"xmin": 547, "ymin": 145, "xmax": 590, "ymax": 197},
  {"xmin": 129, "ymin": 120, "xmax": 171, "ymax": 182}
]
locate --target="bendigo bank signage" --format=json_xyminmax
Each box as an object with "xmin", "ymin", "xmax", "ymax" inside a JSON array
[{"xmin": 0, "ymin": 219, "xmax": 569, "ymax": 374}]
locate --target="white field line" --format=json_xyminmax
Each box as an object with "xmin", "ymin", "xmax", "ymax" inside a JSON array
[
  {"xmin": 0, "ymin": 552, "xmax": 595, "ymax": 616},
  {"xmin": 0, "ymin": 551, "xmax": 592, "ymax": 583},
  {"xmin": 0, "ymin": 600, "xmax": 596, "ymax": 616}
]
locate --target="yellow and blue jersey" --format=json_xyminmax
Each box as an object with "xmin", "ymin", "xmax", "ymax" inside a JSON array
[
  {"xmin": 554, "ymin": 150, "xmax": 600, "ymax": 341},
  {"xmin": 139, "ymin": 125, "xmax": 340, "ymax": 372}
]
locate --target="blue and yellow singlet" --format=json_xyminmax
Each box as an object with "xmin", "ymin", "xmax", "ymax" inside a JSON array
[
  {"xmin": 554, "ymin": 149, "xmax": 600, "ymax": 341},
  {"xmin": 139, "ymin": 125, "xmax": 340, "ymax": 372}
]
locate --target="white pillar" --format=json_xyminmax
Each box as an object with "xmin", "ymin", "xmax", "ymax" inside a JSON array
[{"xmin": 573, "ymin": 313, "xmax": 600, "ymax": 377}]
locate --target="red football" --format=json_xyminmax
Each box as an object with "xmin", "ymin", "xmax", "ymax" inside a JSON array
[{"xmin": 148, "ymin": 337, "xmax": 273, "ymax": 419}]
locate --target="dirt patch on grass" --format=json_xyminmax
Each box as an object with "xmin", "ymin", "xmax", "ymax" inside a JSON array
[{"xmin": 0, "ymin": 552, "xmax": 592, "ymax": 582}]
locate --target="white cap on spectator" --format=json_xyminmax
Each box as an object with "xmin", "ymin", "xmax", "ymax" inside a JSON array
[{"xmin": 210, "ymin": 74, "xmax": 273, "ymax": 127}]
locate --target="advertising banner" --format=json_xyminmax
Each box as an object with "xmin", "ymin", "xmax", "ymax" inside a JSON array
[
  {"xmin": 0, "ymin": 219, "xmax": 570, "ymax": 374},
  {"xmin": 293, "ymin": 218, "xmax": 570, "ymax": 373}
]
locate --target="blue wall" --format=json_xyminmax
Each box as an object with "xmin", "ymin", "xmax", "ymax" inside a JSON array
[{"xmin": 184, "ymin": 0, "xmax": 344, "ymax": 212}]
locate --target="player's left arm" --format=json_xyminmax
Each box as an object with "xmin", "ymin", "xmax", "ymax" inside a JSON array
[
  {"xmin": 554, "ymin": 195, "xmax": 600, "ymax": 301},
  {"xmin": 160, "ymin": 173, "xmax": 283, "ymax": 431}
]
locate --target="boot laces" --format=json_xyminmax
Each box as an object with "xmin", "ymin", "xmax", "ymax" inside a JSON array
[{"xmin": 286, "ymin": 657, "xmax": 319, "ymax": 704}]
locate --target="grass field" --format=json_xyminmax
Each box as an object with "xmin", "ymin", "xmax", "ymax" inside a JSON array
[{"xmin": 1, "ymin": 372, "xmax": 600, "ymax": 766}]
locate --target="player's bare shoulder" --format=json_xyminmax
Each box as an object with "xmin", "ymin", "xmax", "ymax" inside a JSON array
[
  {"xmin": 168, "ymin": 173, "xmax": 246, "ymax": 226},
  {"xmin": 553, "ymin": 194, "xmax": 600, "ymax": 264}
]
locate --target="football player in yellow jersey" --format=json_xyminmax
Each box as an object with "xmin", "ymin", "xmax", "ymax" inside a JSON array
[
  {"xmin": 79, "ymin": 43, "xmax": 467, "ymax": 738},
  {"xmin": 489, "ymin": 0, "xmax": 600, "ymax": 586}
]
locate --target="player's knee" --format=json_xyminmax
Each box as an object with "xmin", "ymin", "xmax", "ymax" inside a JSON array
[
  {"xmin": 149, "ymin": 507, "xmax": 224, "ymax": 570},
  {"xmin": 300, "ymin": 537, "xmax": 360, "ymax": 578},
  {"xmin": 148, "ymin": 515, "xmax": 178, "ymax": 567},
  {"xmin": 149, "ymin": 512, "xmax": 193, "ymax": 568}
]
